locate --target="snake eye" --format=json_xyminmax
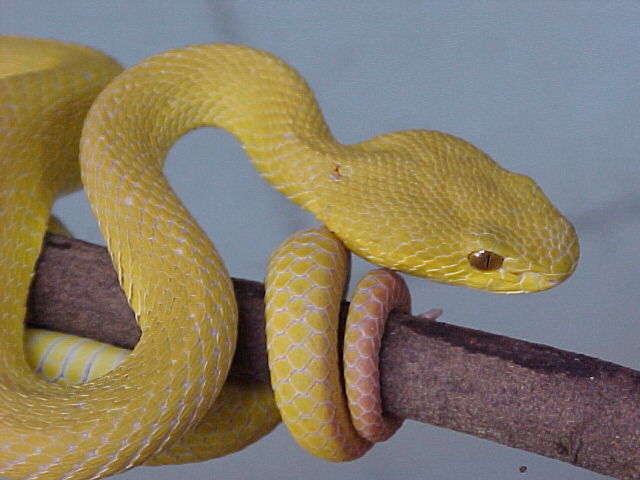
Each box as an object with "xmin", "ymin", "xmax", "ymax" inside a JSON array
[{"xmin": 468, "ymin": 250, "xmax": 504, "ymax": 271}]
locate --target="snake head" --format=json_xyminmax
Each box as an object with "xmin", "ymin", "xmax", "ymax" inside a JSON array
[{"xmin": 309, "ymin": 130, "xmax": 579, "ymax": 294}]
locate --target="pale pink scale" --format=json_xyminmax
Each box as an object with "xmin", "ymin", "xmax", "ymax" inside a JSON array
[{"xmin": 343, "ymin": 269, "xmax": 411, "ymax": 442}]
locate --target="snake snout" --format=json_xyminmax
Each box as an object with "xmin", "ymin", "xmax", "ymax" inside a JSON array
[{"xmin": 507, "ymin": 252, "xmax": 576, "ymax": 293}]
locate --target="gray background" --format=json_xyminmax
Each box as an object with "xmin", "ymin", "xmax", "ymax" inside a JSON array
[{"xmin": 2, "ymin": 1, "xmax": 639, "ymax": 479}]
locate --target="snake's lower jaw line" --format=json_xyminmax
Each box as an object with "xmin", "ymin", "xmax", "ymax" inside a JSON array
[
  {"xmin": 512, "ymin": 271, "xmax": 564, "ymax": 294},
  {"xmin": 450, "ymin": 270, "xmax": 572, "ymax": 294},
  {"xmin": 483, "ymin": 251, "xmax": 578, "ymax": 294},
  {"xmin": 496, "ymin": 269, "xmax": 574, "ymax": 294}
]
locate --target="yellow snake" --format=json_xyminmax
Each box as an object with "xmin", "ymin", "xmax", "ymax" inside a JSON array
[{"xmin": 0, "ymin": 36, "xmax": 579, "ymax": 479}]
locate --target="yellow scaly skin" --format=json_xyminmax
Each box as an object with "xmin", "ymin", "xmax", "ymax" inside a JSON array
[
  {"xmin": 265, "ymin": 227, "xmax": 372, "ymax": 460},
  {"xmin": 22, "ymin": 329, "xmax": 279, "ymax": 465},
  {"xmin": 0, "ymin": 36, "xmax": 579, "ymax": 479}
]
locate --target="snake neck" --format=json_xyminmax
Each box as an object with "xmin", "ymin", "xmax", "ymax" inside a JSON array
[
  {"xmin": 82, "ymin": 44, "xmax": 340, "ymax": 214},
  {"xmin": 81, "ymin": 43, "xmax": 579, "ymax": 294}
]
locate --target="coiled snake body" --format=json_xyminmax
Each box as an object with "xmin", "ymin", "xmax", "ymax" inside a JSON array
[{"xmin": 0, "ymin": 37, "xmax": 579, "ymax": 479}]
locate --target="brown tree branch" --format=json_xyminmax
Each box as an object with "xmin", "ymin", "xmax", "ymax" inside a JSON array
[{"xmin": 26, "ymin": 234, "xmax": 640, "ymax": 480}]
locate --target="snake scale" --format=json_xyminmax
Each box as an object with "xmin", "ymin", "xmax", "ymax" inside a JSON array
[{"xmin": 0, "ymin": 36, "xmax": 579, "ymax": 479}]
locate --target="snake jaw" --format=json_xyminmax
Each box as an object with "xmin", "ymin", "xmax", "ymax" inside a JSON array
[
  {"xmin": 475, "ymin": 246, "xmax": 578, "ymax": 294},
  {"xmin": 497, "ymin": 270, "xmax": 563, "ymax": 294},
  {"xmin": 444, "ymin": 269, "xmax": 563, "ymax": 294}
]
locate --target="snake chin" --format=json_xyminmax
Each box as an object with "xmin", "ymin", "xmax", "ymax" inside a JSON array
[
  {"xmin": 466, "ymin": 263, "xmax": 576, "ymax": 294},
  {"xmin": 497, "ymin": 271, "xmax": 566, "ymax": 294}
]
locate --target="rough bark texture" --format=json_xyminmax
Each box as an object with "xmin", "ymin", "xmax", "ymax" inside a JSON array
[{"xmin": 25, "ymin": 234, "xmax": 640, "ymax": 480}]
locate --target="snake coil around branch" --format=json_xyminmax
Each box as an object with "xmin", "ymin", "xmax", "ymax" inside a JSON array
[{"xmin": 27, "ymin": 234, "xmax": 640, "ymax": 480}]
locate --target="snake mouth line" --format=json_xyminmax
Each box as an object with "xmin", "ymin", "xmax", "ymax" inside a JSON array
[{"xmin": 507, "ymin": 270, "xmax": 568, "ymax": 294}]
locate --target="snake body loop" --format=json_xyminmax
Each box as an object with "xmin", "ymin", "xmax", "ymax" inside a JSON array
[
  {"xmin": 1, "ymin": 37, "xmax": 579, "ymax": 479},
  {"xmin": 265, "ymin": 227, "xmax": 373, "ymax": 461},
  {"xmin": 345, "ymin": 269, "xmax": 411, "ymax": 442}
]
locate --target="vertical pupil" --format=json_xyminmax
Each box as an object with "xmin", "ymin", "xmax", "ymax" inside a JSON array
[{"xmin": 468, "ymin": 250, "xmax": 504, "ymax": 271}]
